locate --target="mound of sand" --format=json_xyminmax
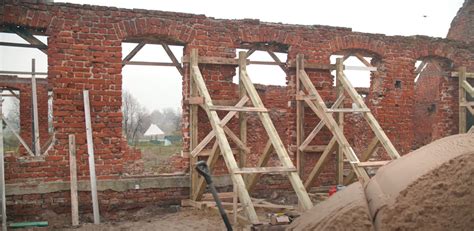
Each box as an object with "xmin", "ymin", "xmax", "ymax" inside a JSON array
[
  {"xmin": 287, "ymin": 182, "xmax": 374, "ymax": 231},
  {"xmin": 288, "ymin": 134, "xmax": 474, "ymax": 230}
]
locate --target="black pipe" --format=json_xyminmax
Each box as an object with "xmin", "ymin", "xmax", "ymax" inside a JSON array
[{"xmin": 195, "ymin": 160, "xmax": 233, "ymax": 231}]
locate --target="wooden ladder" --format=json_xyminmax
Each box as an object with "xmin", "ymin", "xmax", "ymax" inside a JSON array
[
  {"xmin": 295, "ymin": 54, "xmax": 401, "ymax": 188},
  {"xmin": 188, "ymin": 50, "xmax": 313, "ymax": 224}
]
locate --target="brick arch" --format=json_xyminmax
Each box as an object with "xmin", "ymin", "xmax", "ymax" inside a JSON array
[
  {"xmin": 114, "ymin": 17, "xmax": 196, "ymax": 44},
  {"xmin": 412, "ymin": 42, "xmax": 462, "ymax": 67},
  {"xmin": 327, "ymin": 35, "xmax": 388, "ymax": 57}
]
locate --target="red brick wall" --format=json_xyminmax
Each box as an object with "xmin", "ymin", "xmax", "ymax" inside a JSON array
[{"xmin": 1, "ymin": 0, "xmax": 473, "ymax": 221}]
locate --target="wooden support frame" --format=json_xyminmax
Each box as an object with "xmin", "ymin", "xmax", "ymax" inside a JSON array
[
  {"xmin": 296, "ymin": 54, "xmax": 400, "ymax": 187},
  {"xmin": 188, "ymin": 49, "xmax": 313, "ymax": 224},
  {"xmin": 69, "ymin": 134, "xmax": 79, "ymax": 226},
  {"xmin": 458, "ymin": 67, "xmax": 474, "ymax": 133},
  {"xmin": 31, "ymin": 59, "xmax": 41, "ymax": 156},
  {"xmin": 7, "ymin": 26, "xmax": 48, "ymax": 54}
]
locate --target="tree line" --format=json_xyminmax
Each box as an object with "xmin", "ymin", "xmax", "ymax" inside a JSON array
[{"xmin": 122, "ymin": 90, "xmax": 181, "ymax": 145}]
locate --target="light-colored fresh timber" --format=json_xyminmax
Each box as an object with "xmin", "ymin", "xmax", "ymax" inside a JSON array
[
  {"xmin": 222, "ymin": 126, "xmax": 251, "ymax": 154},
  {"xmin": 189, "ymin": 50, "xmax": 199, "ymax": 198},
  {"xmin": 451, "ymin": 71, "xmax": 474, "ymax": 78},
  {"xmin": 344, "ymin": 137, "xmax": 380, "ymax": 185},
  {"xmin": 335, "ymin": 58, "xmax": 344, "ymax": 185},
  {"xmin": 246, "ymin": 140, "xmax": 273, "ymax": 192},
  {"xmin": 234, "ymin": 167, "xmax": 297, "ymax": 174},
  {"xmin": 326, "ymin": 108, "xmax": 370, "ymax": 113},
  {"xmin": 190, "ymin": 96, "xmax": 249, "ymax": 157},
  {"xmin": 304, "ymin": 137, "xmax": 338, "ymax": 190},
  {"xmin": 192, "ymin": 142, "xmax": 220, "ymax": 201},
  {"xmin": 68, "ymin": 134, "xmax": 79, "ymax": 226},
  {"xmin": 336, "ymin": 64, "xmax": 400, "ymax": 159},
  {"xmin": 299, "ymin": 94, "xmax": 345, "ymax": 152},
  {"xmin": 462, "ymin": 80, "xmax": 474, "ymax": 97},
  {"xmin": 208, "ymin": 105, "xmax": 268, "ymax": 112},
  {"xmin": 357, "ymin": 161, "xmax": 390, "ymax": 167},
  {"xmin": 238, "ymin": 53, "xmax": 248, "ymax": 169},
  {"xmin": 190, "ymin": 50, "xmax": 259, "ymax": 223},
  {"xmin": 299, "ymin": 71, "xmax": 370, "ymax": 183},
  {"xmin": 83, "ymin": 90, "xmax": 100, "ymax": 224},
  {"xmin": 296, "ymin": 54, "xmax": 305, "ymax": 177},
  {"xmin": 459, "ymin": 67, "xmax": 467, "ymax": 133},
  {"xmin": 301, "ymin": 145, "xmax": 327, "ymax": 152},
  {"xmin": 240, "ymin": 51, "xmax": 313, "ymax": 211}
]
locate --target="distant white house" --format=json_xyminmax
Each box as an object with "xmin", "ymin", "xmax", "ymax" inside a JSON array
[{"xmin": 143, "ymin": 124, "xmax": 165, "ymax": 141}]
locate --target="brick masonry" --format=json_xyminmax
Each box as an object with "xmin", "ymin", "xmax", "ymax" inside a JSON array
[{"xmin": 0, "ymin": 0, "xmax": 473, "ymax": 222}]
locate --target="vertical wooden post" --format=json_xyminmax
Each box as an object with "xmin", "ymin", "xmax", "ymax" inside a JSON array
[
  {"xmin": 233, "ymin": 184, "xmax": 238, "ymax": 224},
  {"xmin": 296, "ymin": 54, "xmax": 305, "ymax": 178},
  {"xmin": 238, "ymin": 52, "xmax": 248, "ymax": 169},
  {"xmin": 0, "ymin": 96, "xmax": 7, "ymax": 231},
  {"xmin": 189, "ymin": 49, "xmax": 199, "ymax": 199},
  {"xmin": 69, "ymin": 134, "xmax": 79, "ymax": 226},
  {"xmin": 83, "ymin": 90, "xmax": 100, "ymax": 224},
  {"xmin": 335, "ymin": 58, "xmax": 344, "ymax": 185},
  {"xmin": 459, "ymin": 67, "xmax": 467, "ymax": 134},
  {"xmin": 31, "ymin": 59, "xmax": 41, "ymax": 156}
]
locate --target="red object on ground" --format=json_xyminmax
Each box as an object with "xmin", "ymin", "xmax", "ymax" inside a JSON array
[{"xmin": 328, "ymin": 186, "xmax": 337, "ymax": 196}]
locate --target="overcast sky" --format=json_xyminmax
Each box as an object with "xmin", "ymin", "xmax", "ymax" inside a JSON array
[{"xmin": 0, "ymin": 0, "xmax": 465, "ymax": 112}]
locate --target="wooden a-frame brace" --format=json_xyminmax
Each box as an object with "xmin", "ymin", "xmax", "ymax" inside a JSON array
[
  {"xmin": 188, "ymin": 49, "xmax": 313, "ymax": 224},
  {"xmin": 296, "ymin": 54, "xmax": 401, "ymax": 188},
  {"xmin": 458, "ymin": 66, "xmax": 474, "ymax": 133}
]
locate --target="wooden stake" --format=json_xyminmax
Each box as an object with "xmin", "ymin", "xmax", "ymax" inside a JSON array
[
  {"xmin": 238, "ymin": 52, "xmax": 248, "ymax": 169},
  {"xmin": 296, "ymin": 54, "xmax": 305, "ymax": 178},
  {"xmin": 69, "ymin": 134, "xmax": 79, "ymax": 226},
  {"xmin": 0, "ymin": 96, "xmax": 7, "ymax": 231},
  {"xmin": 335, "ymin": 58, "xmax": 344, "ymax": 185},
  {"xmin": 189, "ymin": 50, "xmax": 199, "ymax": 198},
  {"xmin": 459, "ymin": 67, "xmax": 467, "ymax": 133},
  {"xmin": 31, "ymin": 59, "xmax": 41, "ymax": 156},
  {"xmin": 83, "ymin": 90, "xmax": 100, "ymax": 224}
]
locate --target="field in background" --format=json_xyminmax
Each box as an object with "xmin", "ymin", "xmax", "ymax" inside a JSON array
[{"xmin": 136, "ymin": 141, "xmax": 183, "ymax": 174}]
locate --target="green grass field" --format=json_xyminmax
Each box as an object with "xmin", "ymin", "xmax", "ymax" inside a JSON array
[{"xmin": 136, "ymin": 142, "xmax": 183, "ymax": 174}]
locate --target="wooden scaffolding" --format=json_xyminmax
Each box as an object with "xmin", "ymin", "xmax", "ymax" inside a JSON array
[
  {"xmin": 458, "ymin": 67, "xmax": 474, "ymax": 133},
  {"xmin": 186, "ymin": 49, "xmax": 313, "ymax": 224},
  {"xmin": 294, "ymin": 54, "xmax": 401, "ymax": 187}
]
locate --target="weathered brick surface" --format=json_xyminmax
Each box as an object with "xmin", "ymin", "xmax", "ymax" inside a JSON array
[{"xmin": 1, "ymin": 0, "xmax": 473, "ymax": 221}]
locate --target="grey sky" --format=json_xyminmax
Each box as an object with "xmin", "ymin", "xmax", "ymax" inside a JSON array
[{"xmin": 0, "ymin": 0, "xmax": 464, "ymax": 112}]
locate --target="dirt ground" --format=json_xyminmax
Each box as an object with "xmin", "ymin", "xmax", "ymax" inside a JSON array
[{"xmin": 62, "ymin": 208, "xmax": 227, "ymax": 231}]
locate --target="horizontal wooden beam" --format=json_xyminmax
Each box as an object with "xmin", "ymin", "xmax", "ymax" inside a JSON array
[
  {"xmin": 233, "ymin": 167, "xmax": 296, "ymax": 174},
  {"xmin": 301, "ymin": 145, "xmax": 327, "ymax": 153},
  {"xmin": 208, "ymin": 105, "xmax": 268, "ymax": 112},
  {"xmin": 0, "ymin": 42, "xmax": 47, "ymax": 49},
  {"xmin": 185, "ymin": 97, "xmax": 204, "ymax": 105},
  {"xmin": 0, "ymin": 71, "xmax": 47, "ymax": 75},
  {"xmin": 288, "ymin": 61, "xmax": 334, "ymax": 70},
  {"xmin": 326, "ymin": 108, "xmax": 370, "ymax": 113},
  {"xmin": 344, "ymin": 66, "xmax": 377, "ymax": 71},
  {"xmin": 182, "ymin": 56, "xmax": 239, "ymax": 65},
  {"xmin": 452, "ymin": 71, "xmax": 474, "ymax": 78},
  {"xmin": 357, "ymin": 160, "xmax": 390, "ymax": 167}
]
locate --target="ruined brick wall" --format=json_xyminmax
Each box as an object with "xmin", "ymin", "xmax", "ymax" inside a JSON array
[
  {"xmin": 414, "ymin": 0, "xmax": 474, "ymax": 146},
  {"xmin": 1, "ymin": 0, "xmax": 473, "ymax": 221},
  {"xmin": 447, "ymin": 0, "xmax": 474, "ymax": 43}
]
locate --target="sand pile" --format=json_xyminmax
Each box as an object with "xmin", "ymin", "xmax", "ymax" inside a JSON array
[
  {"xmin": 287, "ymin": 182, "xmax": 373, "ymax": 230},
  {"xmin": 288, "ymin": 134, "xmax": 474, "ymax": 230}
]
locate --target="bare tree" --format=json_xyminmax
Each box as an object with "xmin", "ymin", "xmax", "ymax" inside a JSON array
[{"xmin": 122, "ymin": 90, "xmax": 149, "ymax": 145}]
